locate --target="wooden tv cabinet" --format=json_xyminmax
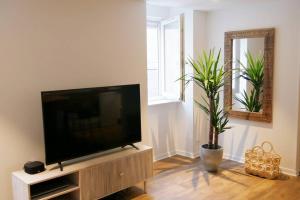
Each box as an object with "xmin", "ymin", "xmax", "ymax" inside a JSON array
[{"xmin": 12, "ymin": 144, "xmax": 153, "ymax": 200}]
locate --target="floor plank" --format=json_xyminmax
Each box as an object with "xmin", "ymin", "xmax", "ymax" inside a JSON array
[{"xmin": 102, "ymin": 155, "xmax": 300, "ymax": 200}]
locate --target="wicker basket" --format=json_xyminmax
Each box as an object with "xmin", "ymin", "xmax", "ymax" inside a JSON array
[{"xmin": 245, "ymin": 141, "xmax": 281, "ymax": 179}]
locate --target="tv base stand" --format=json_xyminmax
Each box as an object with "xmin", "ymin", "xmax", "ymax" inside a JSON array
[
  {"xmin": 12, "ymin": 144, "xmax": 153, "ymax": 200},
  {"xmin": 58, "ymin": 162, "xmax": 63, "ymax": 171},
  {"xmin": 122, "ymin": 143, "xmax": 139, "ymax": 150}
]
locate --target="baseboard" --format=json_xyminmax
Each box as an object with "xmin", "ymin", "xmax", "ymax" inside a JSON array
[
  {"xmin": 153, "ymin": 150, "xmax": 199, "ymax": 161},
  {"xmin": 175, "ymin": 150, "xmax": 199, "ymax": 159},
  {"xmin": 153, "ymin": 151, "xmax": 176, "ymax": 161},
  {"xmin": 280, "ymin": 167, "xmax": 298, "ymax": 177},
  {"xmin": 223, "ymin": 153, "xmax": 298, "ymax": 177},
  {"xmin": 223, "ymin": 153, "xmax": 245, "ymax": 163}
]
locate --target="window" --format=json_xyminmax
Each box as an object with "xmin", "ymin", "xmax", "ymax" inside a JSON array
[{"xmin": 146, "ymin": 16, "xmax": 183, "ymax": 103}]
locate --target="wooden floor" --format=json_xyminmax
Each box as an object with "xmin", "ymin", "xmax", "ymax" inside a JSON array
[{"xmin": 102, "ymin": 155, "xmax": 300, "ymax": 200}]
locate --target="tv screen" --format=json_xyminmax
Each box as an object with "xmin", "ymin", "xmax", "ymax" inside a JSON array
[{"xmin": 41, "ymin": 84, "xmax": 141, "ymax": 165}]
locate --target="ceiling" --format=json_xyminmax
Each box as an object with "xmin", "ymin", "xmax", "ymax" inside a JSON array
[{"xmin": 146, "ymin": 0, "xmax": 279, "ymax": 10}]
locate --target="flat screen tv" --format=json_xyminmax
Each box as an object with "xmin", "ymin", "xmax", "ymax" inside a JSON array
[{"xmin": 41, "ymin": 84, "xmax": 141, "ymax": 165}]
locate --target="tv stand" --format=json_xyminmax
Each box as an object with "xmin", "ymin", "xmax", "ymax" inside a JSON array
[
  {"xmin": 122, "ymin": 143, "xmax": 139, "ymax": 150},
  {"xmin": 12, "ymin": 144, "xmax": 153, "ymax": 200},
  {"xmin": 58, "ymin": 162, "xmax": 63, "ymax": 171}
]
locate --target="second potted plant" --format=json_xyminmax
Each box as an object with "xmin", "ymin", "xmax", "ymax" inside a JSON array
[{"xmin": 235, "ymin": 51, "xmax": 264, "ymax": 112}]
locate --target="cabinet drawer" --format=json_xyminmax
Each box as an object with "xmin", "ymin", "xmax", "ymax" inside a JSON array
[{"xmin": 80, "ymin": 150, "xmax": 153, "ymax": 200}]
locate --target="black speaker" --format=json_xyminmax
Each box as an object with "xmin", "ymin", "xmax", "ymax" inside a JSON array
[{"xmin": 24, "ymin": 161, "xmax": 45, "ymax": 174}]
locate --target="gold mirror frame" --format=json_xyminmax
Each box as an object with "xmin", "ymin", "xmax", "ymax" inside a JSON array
[{"xmin": 224, "ymin": 28, "xmax": 275, "ymax": 122}]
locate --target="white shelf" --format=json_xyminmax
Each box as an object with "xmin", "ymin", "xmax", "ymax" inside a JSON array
[{"xmin": 12, "ymin": 144, "xmax": 151, "ymax": 185}]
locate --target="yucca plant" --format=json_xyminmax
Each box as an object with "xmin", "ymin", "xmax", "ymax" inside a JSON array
[
  {"xmin": 235, "ymin": 90, "xmax": 262, "ymax": 112},
  {"xmin": 184, "ymin": 49, "xmax": 231, "ymax": 149},
  {"xmin": 236, "ymin": 52, "xmax": 264, "ymax": 112}
]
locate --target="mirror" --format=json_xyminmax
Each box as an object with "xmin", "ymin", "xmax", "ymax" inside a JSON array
[
  {"xmin": 232, "ymin": 37, "xmax": 264, "ymax": 112},
  {"xmin": 224, "ymin": 28, "xmax": 275, "ymax": 122}
]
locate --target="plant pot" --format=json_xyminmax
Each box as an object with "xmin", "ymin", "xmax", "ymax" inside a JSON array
[{"xmin": 200, "ymin": 144, "xmax": 223, "ymax": 172}]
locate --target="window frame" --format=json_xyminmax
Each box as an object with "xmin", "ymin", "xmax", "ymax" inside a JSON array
[{"xmin": 146, "ymin": 15, "xmax": 184, "ymax": 104}]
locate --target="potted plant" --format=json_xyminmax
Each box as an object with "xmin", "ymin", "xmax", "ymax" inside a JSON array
[{"xmin": 184, "ymin": 49, "xmax": 231, "ymax": 172}]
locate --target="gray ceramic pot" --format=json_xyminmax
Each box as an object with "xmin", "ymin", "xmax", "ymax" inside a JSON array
[{"xmin": 200, "ymin": 144, "xmax": 223, "ymax": 172}]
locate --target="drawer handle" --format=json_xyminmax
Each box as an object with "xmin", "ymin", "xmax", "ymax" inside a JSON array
[{"xmin": 119, "ymin": 172, "xmax": 125, "ymax": 177}]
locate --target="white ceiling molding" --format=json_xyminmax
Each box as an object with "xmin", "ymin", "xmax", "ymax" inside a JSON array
[{"xmin": 146, "ymin": 0, "xmax": 281, "ymax": 10}]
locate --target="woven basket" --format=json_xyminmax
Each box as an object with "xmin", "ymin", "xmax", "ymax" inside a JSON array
[{"xmin": 245, "ymin": 141, "xmax": 281, "ymax": 179}]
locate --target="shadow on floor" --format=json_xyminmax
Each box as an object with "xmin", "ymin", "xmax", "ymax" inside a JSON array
[{"xmin": 101, "ymin": 186, "xmax": 152, "ymax": 200}]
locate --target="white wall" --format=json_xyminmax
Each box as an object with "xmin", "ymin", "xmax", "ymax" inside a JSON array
[
  {"xmin": 193, "ymin": 11, "xmax": 208, "ymax": 155},
  {"xmin": 0, "ymin": 1, "xmax": 147, "ymax": 199},
  {"xmin": 206, "ymin": 0, "xmax": 300, "ymax": 175},
  {"xmin": 148, "ymin": 103, "xmax": 178, "ymax": 160}
]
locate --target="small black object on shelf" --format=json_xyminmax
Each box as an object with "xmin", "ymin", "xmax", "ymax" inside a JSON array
[{"xmin": 24, "ymin": 161, "xmax": 45, "ymax": 175}]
